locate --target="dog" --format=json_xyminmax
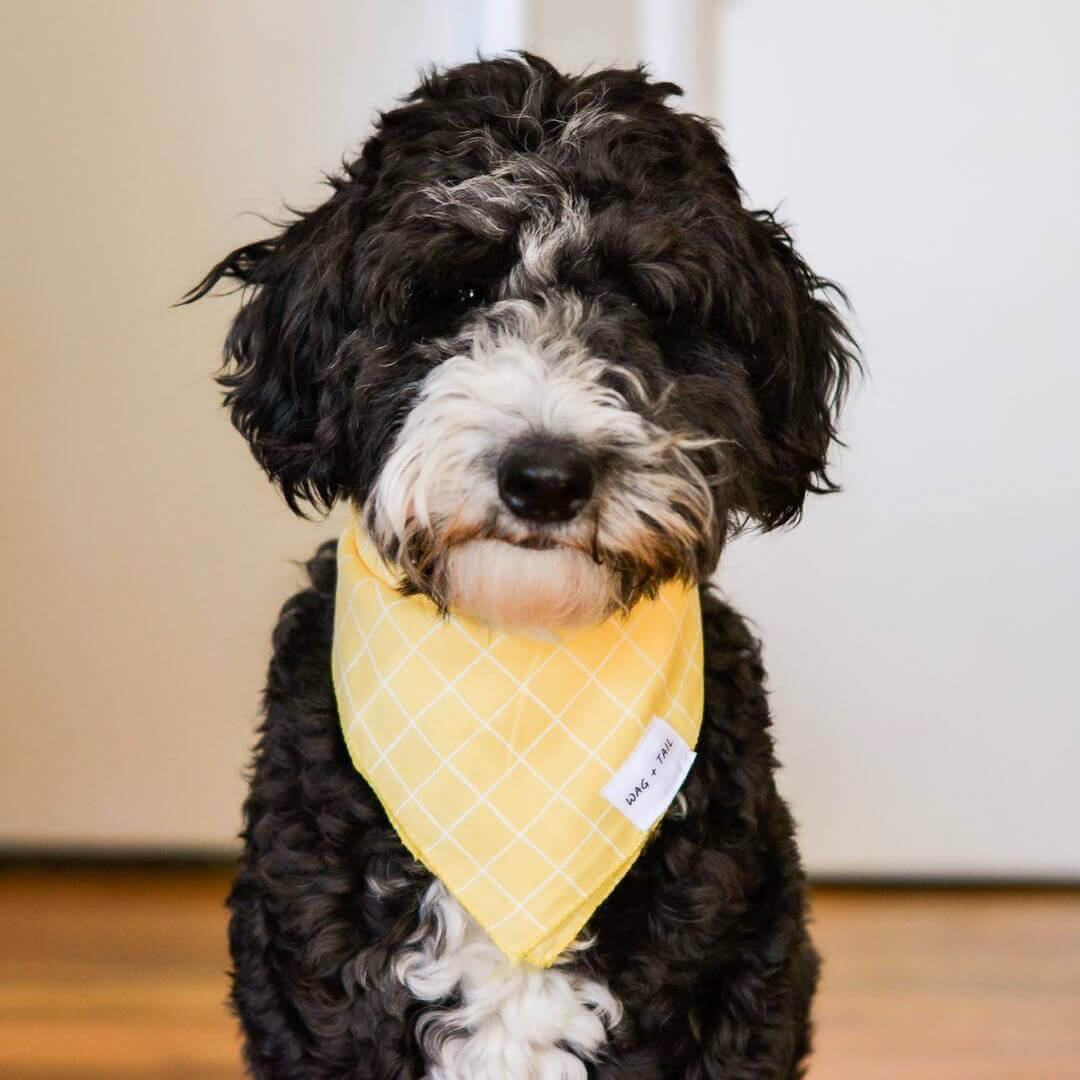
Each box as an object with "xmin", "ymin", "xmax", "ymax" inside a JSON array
[{"xmin": 187, "ymin": 53, "xmax": 854, "ymax": 1080}]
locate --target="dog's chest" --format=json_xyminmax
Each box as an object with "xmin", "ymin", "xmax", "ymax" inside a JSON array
[{"xmin": 392, "ymin": 881, "xmax": 620, "ymax": 1080}]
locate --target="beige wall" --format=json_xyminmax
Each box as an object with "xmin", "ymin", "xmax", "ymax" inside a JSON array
[{"xmin": 0, "ymin": 2, "xmax": 453, "ymax": 848}]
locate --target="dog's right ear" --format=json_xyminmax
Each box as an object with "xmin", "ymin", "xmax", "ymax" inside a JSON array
[{"xmin": 182, "ymin": 159, "xmax": 376, "ymax": 514}]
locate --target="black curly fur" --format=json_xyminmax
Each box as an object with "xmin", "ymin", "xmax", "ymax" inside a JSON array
[
  {"xmin": 184, "ymin": 53, "xmax": 856, "ymax": 1078},
  {"xmin": 228, "ymin": 543, "xmax": 817, "ymax": 1078}
]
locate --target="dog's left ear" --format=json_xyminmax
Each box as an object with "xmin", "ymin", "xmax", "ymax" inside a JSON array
[
  {"xmin": 183, "ymin": 153, "xmax": 378, "ymax": 514},
  {"xmin": 726, "ymin": 208, "xmax": 857, "ymax": 529}
]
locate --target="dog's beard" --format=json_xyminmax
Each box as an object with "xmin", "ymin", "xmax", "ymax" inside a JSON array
[
  {"xmin": 365, "ymin": 296, "xmax": 721, "ymax": 632},
  {"xmin": 444, "ymin": 541, "xmax": 617, "ymax": 632}
]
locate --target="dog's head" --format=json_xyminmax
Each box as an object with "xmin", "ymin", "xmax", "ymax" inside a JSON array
[{"xmin": 188, "ymin": 54, "xmax": 854, "ymax": 630}]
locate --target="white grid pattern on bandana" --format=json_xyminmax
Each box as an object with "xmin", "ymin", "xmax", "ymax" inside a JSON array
[
  {"xmin": 338, "ymin": 582, "xmax": 547, "ymax": 926},
  {"xmin": 335, "ymin": 560, "xmax": 701, "ymax": 943}
]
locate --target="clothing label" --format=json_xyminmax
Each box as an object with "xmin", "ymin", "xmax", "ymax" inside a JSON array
[{"xmin": 602, "ymin": 715, "xmax": 697, "ymax": 831}]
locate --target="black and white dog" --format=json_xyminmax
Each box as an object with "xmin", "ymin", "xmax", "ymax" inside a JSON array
[{"xmin": 188, "ymin": 54, "xmax": 854, "ymax": 1080}]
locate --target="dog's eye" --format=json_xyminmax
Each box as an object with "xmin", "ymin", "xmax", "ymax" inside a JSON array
[{"xmin": 449, "ymin": 283, "xmax": 485, "ymax": 313}]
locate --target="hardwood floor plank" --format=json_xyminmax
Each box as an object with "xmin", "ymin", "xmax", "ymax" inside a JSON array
[
  {"xmin": 1, "ymin": 867, "xmax": 1077, "ymax": 1076},
  {"xmin": 810, "ymin": 888, "xmax": 1080, "ymax": 1078},
  {"xmin": 0, "ymin": 867, "xmax": 240, "ymax": 1075}
]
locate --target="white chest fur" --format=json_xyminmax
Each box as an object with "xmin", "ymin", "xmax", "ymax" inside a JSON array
[{"xmin": 394, "ymin": 881, "xmax": 621, "ymax": 1080}]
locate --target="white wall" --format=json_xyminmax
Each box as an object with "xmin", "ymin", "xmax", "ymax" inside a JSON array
[
  {"xmin": 715, "ymin": 0, "xmax": 1080, "ymax": 875},
  {"xmin": 2, "ymin": 1, "xmax": 1076, "ymax": 874}
]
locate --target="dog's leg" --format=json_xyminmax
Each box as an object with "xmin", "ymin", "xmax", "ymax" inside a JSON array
[{"xmin": 227, "ymin": 869, "xmax": 316, "ymax": 1077}]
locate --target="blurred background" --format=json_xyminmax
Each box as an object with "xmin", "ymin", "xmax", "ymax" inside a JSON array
[
  {"xmin": 3, "ymin": 0, "xmax": 1077, "ymax": 878},
  {"xmin": 3, "ymin": 2, "xmax": 1079, "ymax": 1076}
]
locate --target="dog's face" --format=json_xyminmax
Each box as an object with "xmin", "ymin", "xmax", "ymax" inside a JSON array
[{"xmin": 189, "ymin": 55, "xmax": 853, "ymax": 630}]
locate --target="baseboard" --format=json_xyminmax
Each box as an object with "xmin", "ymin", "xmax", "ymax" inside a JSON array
[
  {"xmin": 0, "ymin": 846, "xmax": 237, "ymax": 870},
  {"xmin": 809, "ymin": 874, "xmax": 1080, "ymax": 890},
  {"xmin": 1, "ymin": 849, "xmax": 1077, "ymax": 888}
]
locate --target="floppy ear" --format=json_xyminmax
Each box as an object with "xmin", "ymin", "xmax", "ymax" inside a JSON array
[
  {"xmin": 728, "ymin": 209, "xmax": 857, "ymax": 528},
  {"xmin": 183, "ymin": 161, "xmax": 375, "ymax": 514}
]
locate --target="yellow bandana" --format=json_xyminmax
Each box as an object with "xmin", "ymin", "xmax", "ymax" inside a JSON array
[{"xmin": 331, "ymin": 514, "xmax": 704, "ymax": 966}]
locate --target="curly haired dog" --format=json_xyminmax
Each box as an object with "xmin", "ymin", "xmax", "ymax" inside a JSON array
[{"xmin": 188, "ymin": 53, "xmax": 854, "ymax": 1080}]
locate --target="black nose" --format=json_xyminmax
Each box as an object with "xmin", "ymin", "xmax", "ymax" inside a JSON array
[{"xmin": 497, "ymin": 442, "xmax": 595, "ymax": 523}]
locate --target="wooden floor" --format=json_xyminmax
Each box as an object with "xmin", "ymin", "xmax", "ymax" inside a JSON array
[{"xmin": 1, "ymin": 867, "xmax": 1077, "ymax": 1078}]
